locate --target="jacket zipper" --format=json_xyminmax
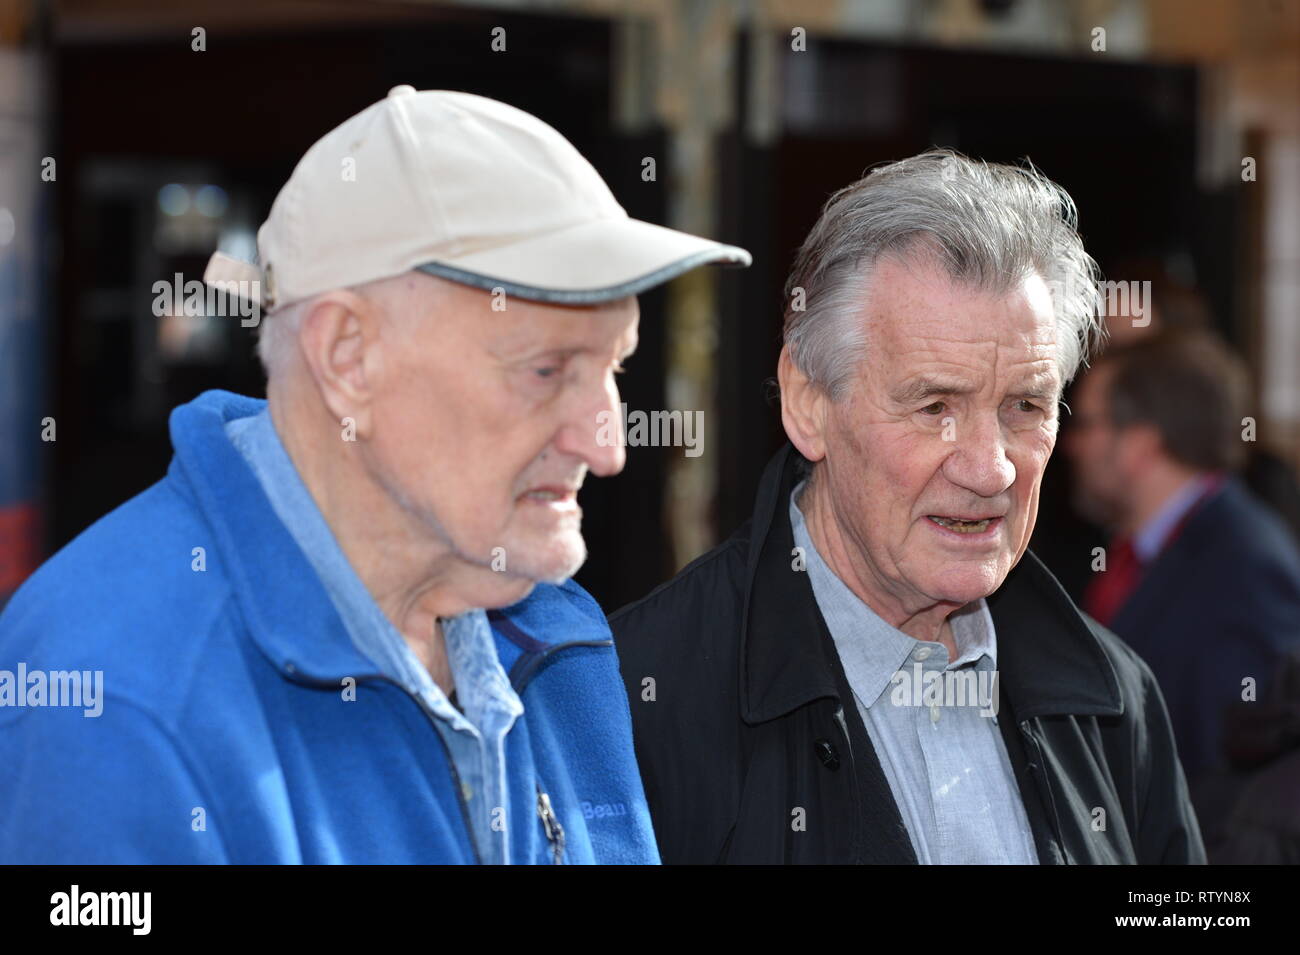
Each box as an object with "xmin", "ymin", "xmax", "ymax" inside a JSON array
[
  {"xmin": 1019, "ymin": 720, "xmax": 1067, "ymax": 862},
  {"xmin": 288, "ymin": 637, "xmax": 610, "ymax": 865},
  {"xmin": 833, "ymin": 704, "xmax": 853, "ymax": 759},
  {"xmin": 282, "ymin": 667, "xmax": 484, "ymax": 865},
  {"xmin": 535, "ymin": 783, "xmax": 566, "ymax": 864},
  {"xmin": 832, "ymin": 701, "xmax": 869, "ymax": 862},
  {"xmin": 509, "ymin": 640, "xmax": 610, "ymax": 865}
]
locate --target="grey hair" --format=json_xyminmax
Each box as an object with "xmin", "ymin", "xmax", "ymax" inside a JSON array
[
  {"xmin": 255, "ymin": 272, "xmax": 427, "ymax": 378},
  {"xmin": 782, "ymin": 148, "xmax": 1104, "ymax": 400},
  {"xmin": 256, "ymin": 297, "xmax": 310, "ymax": 377}
]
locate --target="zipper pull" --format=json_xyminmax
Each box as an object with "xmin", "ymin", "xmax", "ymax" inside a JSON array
[{"xmin": 536, "ymin": 784, "xmax": 566, "ymax": 865}]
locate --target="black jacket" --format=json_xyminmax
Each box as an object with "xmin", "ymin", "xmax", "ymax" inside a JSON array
[{"xmin": 610, "ymin": 444, "xmax": 1207, "ymax": 864}]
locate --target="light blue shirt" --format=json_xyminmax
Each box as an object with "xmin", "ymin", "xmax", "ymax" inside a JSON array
[
  {"xmin": 1133, "ymin": 473, "xmax": 1218, "ymax": 564},
  {"xmin": 225, "ymin": 408, "xmax": 523, "ymax": 864},
  {"xmin": 790, "ymin": 480, "xmax": 1039, "ymax": 864}
]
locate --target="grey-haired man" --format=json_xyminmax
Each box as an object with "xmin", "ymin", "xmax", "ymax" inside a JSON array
[{"xmin": 611, "ymin": 150, "xmax": 1205, "ymax": 865}]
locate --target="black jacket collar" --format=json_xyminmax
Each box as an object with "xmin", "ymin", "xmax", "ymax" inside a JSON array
[{"xmin": 738, "ymin": 444, "xmax": 1124, "ymax": 725}]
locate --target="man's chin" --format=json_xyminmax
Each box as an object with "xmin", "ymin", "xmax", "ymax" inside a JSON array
[
  {"xmin": 928, "ymin": 563, "xmax": 1007, "ymax": 605},
  {"xmin": 503, "ymin": 534, "xmax": 588, "ymax": 586}
]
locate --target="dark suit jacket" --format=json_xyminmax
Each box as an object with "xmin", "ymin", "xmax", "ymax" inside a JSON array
[{"xmin": 1112, "ymin": 477, "xmax": 1300, "ymax": 782}]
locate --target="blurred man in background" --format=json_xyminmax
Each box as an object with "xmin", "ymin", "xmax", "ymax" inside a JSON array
[
  {"xmin": 1066, "ymin": 328, "xmax": 1300, "ymax": 847},
  {"xmin": 1100, "ymin": 264, "xmax": 1300, "ymax": 540}
]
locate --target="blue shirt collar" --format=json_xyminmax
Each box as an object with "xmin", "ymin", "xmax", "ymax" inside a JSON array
[
  {"xmin": 1132, "ymin": 473, "xmax": 1219, "ymax": 563},
  {"xmin": 223, "ymin": 404, "xmax": 522, "ymax": 733},
  {"xmin": 788, "ymin": 479, "xmax": 998, "ymax": 707}
]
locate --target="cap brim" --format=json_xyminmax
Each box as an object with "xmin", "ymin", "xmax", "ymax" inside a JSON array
[{"xmin": 413, "ymin": 217, "xmax": 751, "ymax": 304}]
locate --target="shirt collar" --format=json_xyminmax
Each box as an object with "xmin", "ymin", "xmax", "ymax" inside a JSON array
[
  {"xmin": 738, "ymin": 443, "xmax": 1123, "ymax": 724},
  {"xmin": 164, "ymin": 390, "xmax": 531, "ymax": 730},
  {"xmin": 788, "ymin": 479, "xmax": 997, "ymax": 707},
  {"xmin": 225, "ymin": 405, "xmax": 522, "ymax": 732},
  {"xmin": 1133, "ymin": 472, "xmax": 1218, "ymax": 563},
  {"xmin": 167, "ymin": 390, "xmax": 378, "ymax": 683}
]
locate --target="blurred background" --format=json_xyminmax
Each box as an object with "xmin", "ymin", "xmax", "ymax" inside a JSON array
[{"xmin": 1, "ymin": 0, "xmax": 1299, "ymax": 855}]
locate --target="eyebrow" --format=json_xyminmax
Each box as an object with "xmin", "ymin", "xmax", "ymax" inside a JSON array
[
  {"xmin": 890, "ymin": 376, "xmax": 975, "ymax": 404},
  {"xmin": 1014, "ymin": 383, "xmax": 1061, "ymax": 402},
  {"xmin": 490, "ymin": 332, "xmax": 638, "ymax": 363},
  {"xmin": 1009, "ymin": 373, "xmax": 1062, "ymax": 402},
  {"xmin": 890, "ymin": 375, "xmax": 1060, "ymax": 404}
]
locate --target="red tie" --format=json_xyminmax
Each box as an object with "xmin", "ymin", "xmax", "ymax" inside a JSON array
[{"xmin": 1084, "ymin": 535, "xmax": 1142, "ymax": 628}]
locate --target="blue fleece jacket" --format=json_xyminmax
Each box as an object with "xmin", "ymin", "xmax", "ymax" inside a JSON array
[{"xmin": 0, "ymin": 390, "xmax": 659, "ymax": 864}]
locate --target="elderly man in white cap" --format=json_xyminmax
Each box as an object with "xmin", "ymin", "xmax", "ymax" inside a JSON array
[{"xmin": 0, "ymin": 86, "xmax": 749, "ymax": 864}]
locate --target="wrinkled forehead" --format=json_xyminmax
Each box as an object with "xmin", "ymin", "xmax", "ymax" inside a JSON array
[{"xmin": 861, "ymin": 262, "xmax": 1061, "ymax": 383}]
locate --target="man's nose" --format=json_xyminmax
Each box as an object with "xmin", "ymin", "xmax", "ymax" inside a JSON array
[
  {"xmin": 944, "ymin": 413, "xmax": 1017, "ymax": 497},
  {"xmin": 554, "ymin": 375, "xmax": 626, "ymax": 478}
]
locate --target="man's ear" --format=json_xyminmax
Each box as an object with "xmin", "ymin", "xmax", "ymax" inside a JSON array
[
  {"xmin": 778, "ymin": 344, "xmax": 828, "ymax": 462},
  {"xmin": 296, "ymin": 290, "xmax": 383, "ymax": 439}
]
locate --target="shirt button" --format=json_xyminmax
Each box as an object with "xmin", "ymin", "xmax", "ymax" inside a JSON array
[
  {"xmin": 461, "ymin": 781, "xmax": 474, "ymax": 802},
  {"xmin": 914, "ymin": 647, "xmax": 932, "ymax": 661},
  {"xmin": 930, "ymin": 704, "xmax": 941, "ymax": 724}
]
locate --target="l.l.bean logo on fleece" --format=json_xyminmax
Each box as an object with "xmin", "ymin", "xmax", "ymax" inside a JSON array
[{"xmin": 580, "ymin": 799, "xmax": 628, "ymax": 820}]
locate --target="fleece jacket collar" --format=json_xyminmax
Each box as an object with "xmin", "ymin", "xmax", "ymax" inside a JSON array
[{"xmin": 165, "ymin": 389, "xmax": 589, "ymax": 687}]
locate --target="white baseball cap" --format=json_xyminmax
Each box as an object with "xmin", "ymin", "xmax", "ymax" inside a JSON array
[{"xmin": 205, "ymin": 85, "xmax": 751, "ymax": 311}]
